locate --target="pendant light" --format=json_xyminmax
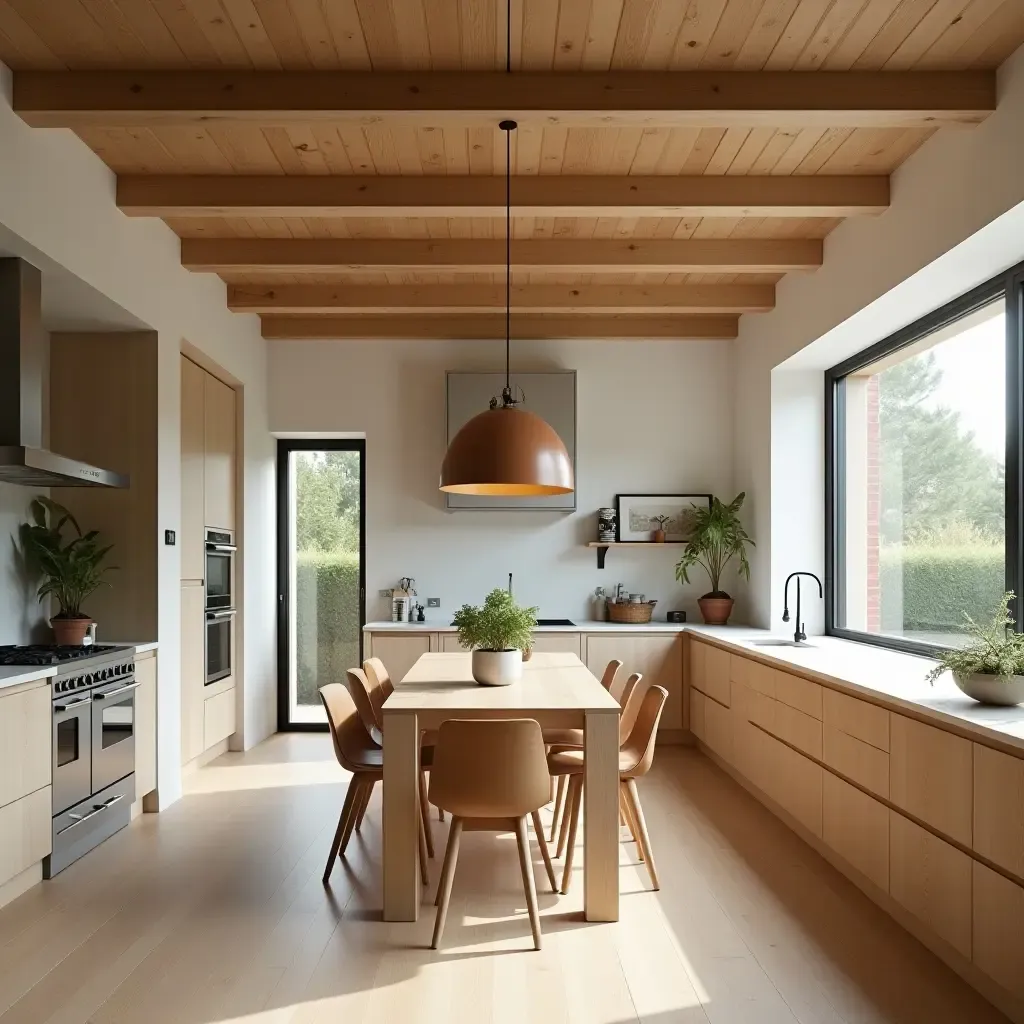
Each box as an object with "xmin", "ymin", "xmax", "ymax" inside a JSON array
[{"xmin": 439, "ymin": 10, "xmax": 574, "ymax": 497}]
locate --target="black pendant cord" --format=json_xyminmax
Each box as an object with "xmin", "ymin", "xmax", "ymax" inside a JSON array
[{"xmin": 505, "ymin": 125, "xmax": 511, "ymax": 394}]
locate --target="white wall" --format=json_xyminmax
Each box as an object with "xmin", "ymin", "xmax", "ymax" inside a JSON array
[
  {"xmin": 0, "ymin": 485, "xmax": 49, "ymax": 642},
  {"xmin": 735, "ymin": 43, "xmax": 1024, "ymax": 631},
  {"xmin": 0, "ymin": 63, "xmax": 277, "ymax": 805},
  {"xmin": 270, "ymin": 338, "xmax": 736, "ymax": 622}
]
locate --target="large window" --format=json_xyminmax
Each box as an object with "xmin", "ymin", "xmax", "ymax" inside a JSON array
[{"xmin": 827, "ymin": 266, "xmax": 1024, "ymax": 655}]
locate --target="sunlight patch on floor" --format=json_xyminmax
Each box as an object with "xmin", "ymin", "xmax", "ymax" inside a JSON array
[{"xmin": 183, "ymin": 759, "xmax": 342, "ymax": 795}]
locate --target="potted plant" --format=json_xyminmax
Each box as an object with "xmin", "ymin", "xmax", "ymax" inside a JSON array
[
  {"xmin": 651, "ymin": 515, "xmax": 671, "ymax": 543},
  {"xmin": 925, "ymin": 592, "xmax": 1024, "ymax": 706},
  {"xmin": 19, "ymin": 497, "xmax": 116, "ymax": 646},
  {"xmin": 451, "ymin": 588, "xmax": 538, "ymax": 686},
  {"xmin": 674, "ymin": 492, "xmax": 753, "ymax": 626}
]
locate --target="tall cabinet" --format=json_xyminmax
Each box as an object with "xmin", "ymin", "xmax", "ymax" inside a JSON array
[{"xmin": 181, "ymin": 355, "xmax": 238, "ymax": 766}]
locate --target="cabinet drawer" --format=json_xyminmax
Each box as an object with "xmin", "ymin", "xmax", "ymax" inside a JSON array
[
  {"xmin": 761, "ymin": 729, "xmax": 822, "ymax": 837},
  {"xmin": 689, "ymin": 689, "xmax": 706, "ymax": 742},
  {"xmin": 704, "ymin": 694, "xmax": 732, "ymax": 764},
  {"xmin": 204, "ymin": 688, "xmax": 236, "ymax": 750},
  {"xmin": 822, "ymin": 688, "xmax": 889, "ymax": 751},
  {"xmin": 0, "ymin": 683, "xmax": 50, "ymax": 810},
  {"xmin": 531, "ymin": 633, "xmax": 582, "ymax": 659},
  {"xmin": 823, "ymin": 724, "xmax": 889, "ymax": 799},
  {"xmin": 731, "ymin": 654, "xmax": 775, "ymax": 697},
  {"xmin": 823, "ymin": 772, "xmax": 889, "ymax": 892},
  {"xmin": 774, "ymin": 670, "xmax": 822, "ymax": 719},
  {"xmin": 771, "ymin": 701, "xmax": 822, "ymax": 760},
  {"xmin": 890, "ymin": 714, "xmax": 972, "ymax": 847},
  {"xmin": 889, "ymin": 811, "xmax": 972, "ymax": 959},
  {"xmin": 973, "ymin": 743, "xmax": 1024, "ymax": 881},
  {"xmin": 972, "ymin": 861, "xmax": 1024, "ymax": 1003},
  {"xmin": 691, "ymin": 641, "xmax": 731, "ymax": 707},
  {"xmin": 0, "ymin": 786, "xmax": 51, "ymax": 885}
]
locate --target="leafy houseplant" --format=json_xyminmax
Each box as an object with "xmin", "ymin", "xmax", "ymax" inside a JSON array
[
  {"xmin": 20, "ymin": 496, "xmax": 116, "ymax": 645},
  {"xmin": 452, "ymin": 588, "xmax": 538, "ymax": 686},
  {"xmin": 674, "ymin": 492, "xmax": 754, "ymax": 626},
  {"xmin": 925, "ymin": 592, "xmax": 1024, "ymax": 706}
]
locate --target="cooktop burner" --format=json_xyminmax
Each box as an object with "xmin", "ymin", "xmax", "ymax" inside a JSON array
[{"xmin": 0, "ymin": 644, "xmax": 126, "ymax": 666}]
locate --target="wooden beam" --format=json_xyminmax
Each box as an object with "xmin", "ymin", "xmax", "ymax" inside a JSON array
[
  {"xmin": 228, "ymin": 282, "xmax": 774, "ymax": 315},
  {"xmin": 119, "ymin": 174, "xmax": 889, "ymax": 219},
  {"xmin": 14, "ymin": 71, "xmax": 995, "ymax": 129},
  {"xmin": 182, "ymin": 238, "xmax": 822, "ymax": 274},
  {"xmin": 260, "ymin": 315, "xmax": 739, "ymax": 340}
]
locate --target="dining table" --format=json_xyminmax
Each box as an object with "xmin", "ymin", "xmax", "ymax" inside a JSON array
[{"xmin": 381, "ymin": 650, "xmax": 622, "ymax": 923}]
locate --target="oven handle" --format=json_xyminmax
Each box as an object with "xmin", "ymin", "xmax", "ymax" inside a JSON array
[
  {"xmin": 54, "ymin": 695, "xmax": 93, "ymax": 712},
  {"xmin": 94, "ymin": 682, "xmax": 140, "ymax": 700},
  {"xmin": 206, "ymin": 609, "xmax": 236, "ymax": 620},
  {"xmin": 56, "ymin": 793, "xmax": 125, "ymax": 836},
  {"xmin": 206, "ymin": 543, "xmax": 237, "ymax": 553}
]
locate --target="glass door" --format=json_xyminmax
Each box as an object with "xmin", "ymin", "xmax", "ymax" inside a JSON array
[{"xmin": 277, "ymin": 440, "xmax": 365, "ymax": 729}]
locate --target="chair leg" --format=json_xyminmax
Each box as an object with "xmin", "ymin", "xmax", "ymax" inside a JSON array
[
  {"xmin": 323, "ymin": 775, "xmax": 361, "ymax": 883},
  {"xmin": 626, "ymin": 779, "xmax": 659, "ymax": 890},
  {"xmin": 556, "ymin": 775, "xmax": 577, "ymax": 859},
  {"xmin": 515, "ymin": 816, "xmax": 543, "ymax": 950},
  {"xmin": 339, "ymin": 777, "xmax": 368, "ymax": 855},
  {"xmin": 418, "ymin": 769, "xmax": 435, "ymax": 858},
  {"xmin": 560, "ymin": 777, "xmax": 583, "ymax": 895},
  {"xmin": 438, "ymin": 807, "xmax": 445, "ymax": 822},
  {"xmin": 550, "ymin": 774, "xmax": 567, "ymax": 843},
  {"xmin": 418, "ymin": 804, "xmax": 430, "ymax": 887},
  {"xmin": 530, "ymin": 809, "xmax": 558, "ymax": 892},
  {"xmin": 619, "ymin": 782, "xmax": 644, "ymax": 861},
  {"xmin": 355, "ymin": 779, "xmax": 375, "ymax": 832},
  {"xmin": 431, "ymin": 817, "xmax": 463, "ymax": 949}
]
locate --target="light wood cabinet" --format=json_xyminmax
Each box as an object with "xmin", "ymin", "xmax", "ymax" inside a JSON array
[
  {"xmin": 531, "ymin": 632, "xmax": 582, "ymax": 659},
  {"xmin": 181, "ymin": 583, "xmax": 206, "ymax": 765},
  {"xmin": 689, "ymin": 688, "xmax": 706, "ymax": 742},
  {"xmin": 771, "ymin": 700, "xmax": 822, "ymax": 760},
  {"xmin": 731, "ymin": 655, "xmax": 775, "ymax": 697},
  {"xmin": 973, "ymin": 743, "xmax": 1024, "ymax": 882},
  {"xmin": 0, "ymin": 787, "xmax": 50, "ymax": 887},
  {"xmin": 703, "ymin": 692, "xmax": 732, "ymax": 764},
  {"xmin": 134, "ymin": 655, "xmax": 157, "ymax": 800},
  {"xmin": 822, "ymin": 771, "xmax": 889, "ymax": 891},
  {"xmin": 586, "ymin": 634, "xmax": 683, "ymax": 729},
  {"xmin": 889, "ymin": 810, "xmax": 972, "ymax": 959},
  {"xmin": 890, "ymin": 714, "xmax": 973, "ymax": 847},
  {"xmin": 774, "ymin": 670, "xmax": 822, "ymax": 719},
  {"xmin": 822, "ymin": 687, "xmax": 889, "ymax": 751},
  {"xmin": 0, "ymin": 681, "xmax": 50, "ymax": 811},
  {"xmin": 203, "ymin": 371, "xmax": 236, "ymax": 532},
  {"xmin": 180, "ymin": 355, "xmax": 206, "ymax": 581},
  {"xmin": 440, "ymin": 633, "xmax": 465, "ymax": 653},
  {"xmin": 689, "ymin": 639, "xmax": 731, "ymax": 708},
  {"xmin": 204, "ymin": 688, "xmax": 236, "ymax": 749},
  {"xmin": 368, "ymin": 633, "xmax": 435, "ymax": 685},
  {"xmin": 972, "ymin": 861, "xmax": 1024, "ymax": 1003},
  {"xmin": 760, "ymin": 728, "xmax": 822, "ymax": 837},
  {"xmin": 822, "ymin": 723, "xmax": 889, "ymax": 799}
]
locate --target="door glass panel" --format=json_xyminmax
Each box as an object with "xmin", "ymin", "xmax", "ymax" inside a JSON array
[
  {"xmin": 101, "ymin": 701, "xmax": 134, "ymax": 748},
  {"xmin": 281, "ymin": 444, "xmax": 364, "ymax": 726},
  {"xmin": 57, "ymin": 717, "xmax": 79, "ymax": 767},
  {"xmin": 206, "ymin": 620, "xmax": 231, "ymax": 684}
]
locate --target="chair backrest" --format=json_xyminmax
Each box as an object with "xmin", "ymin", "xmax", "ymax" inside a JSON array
[
  {"xmin": 363, "ymin": 656, "xmax": 394, "ymax": 706},
  {"xmin": 344, "ymin": 668, "xmax": 383, "ymax": 746},
  {"xmin": 318, "ymin": 683, "xmax": 381, "ymax": 773},
  {"xmin": 620, "ymin": 685, "xmax": 669, "ymax": 778},
  {"xmin": 617, "ymin": 672, "xmax": 645, "ymax": 743},
  {"xmin": 601, "ymin": 659, "xmax": 624, "ymax": 695},
  {"xmin": 429, "ymin": 718, "xmax": 550, "ymax": 818}
]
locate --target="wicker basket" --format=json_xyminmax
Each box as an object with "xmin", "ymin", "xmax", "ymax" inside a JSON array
[{"xmin": 606, "ymin": 600, "xmax": 657, "ymax": 624}]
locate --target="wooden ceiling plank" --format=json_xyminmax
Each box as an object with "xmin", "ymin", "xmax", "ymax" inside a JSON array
[
  {"xmin": 553, "ymin": 0, "xmax": 593, "ymax": 71},
  {"xmin": 217, "ymin": 0, "xmax": 282, "ymax": 68},
  {"xmin": 228, "ymin": 280, "xmax": 776, "ymax": 314},
  {"xmin": 181, "ymin": 0, "xmax": 252, "ymax": 66},
  {"xmin": 580, "ymin": 0, "xmax": 623, "ymax": 70},
  {"xmin": 884, "ymin": 0, "xmax": 974, "ymax": 69},
  {"xmin": 4, "ymin": 0, "xmax": 113, "ymax": 67},
  {"xmin": 822, "ymin": 0, "xmax": 903, "ymax": 69},
  {"xmin": 288, "ymin": 0, "xmax": 347, "ymax": 68},
  {"xmin": 913, "ymin": 0, "xmax": 1005, "ymax": 68},
  {"xmin": 261, "ymin": 312, "xmax": 740, "ymax": 340},
  {"xmin": 734, "ymin": 0, "xmax": 802, "ymax": 68},
  {"xmin": 421, "ymin": 0, "xmax": 461, "ymax": 70},
  {"xmin": 947, "ymin": 0, "xmax": 1024, "ymax": 66},
  {"xmin": 700, "ymin": 0, "xmax": 769, "ymax": 69},
  {"xmin": 13, "ymin": 69, "xmax": 996, "ymax": 128},
  {"xmin": 668, "ymin": 0, "xmax": 730, "ymax": 69},
  {"xmin": 179, "ymin": 236, "xmax": 824, "ymax": 273},
  {"xmin": 796, "ymin": 0, "xmax": 877, "ymax": 70},
  {"xmin": 458, "ymin": 0, "xmax": 494, "ymax": 69},
  {"xmin": 319, "ymin": 0, "xmax": 371, "ymax": 68},
  {"xmin": 763, "ymin": 0, "xmax": 832, "ymax": 69},
  {"xmin": 249, "ymin": 0, "xmax": 312, "ymax": 67},
  {"xmin": 767, "ymin": 126, "xmax": 825, "ymax": 173},
  {"xmin": 0, "ymin": 2, "xmax": 64, "ymax": 68},
  {"xmin": 147, "ymin": 0, "xmax": 222, "ymax": 66},
  {"xmin": 81, "ymin": 0, "xmax": 172, "ymax": 64},
  {"xmin": 520, "ymin": 0, "xmax": 558, "ymax": 70},
  {"xmin": 852, "ymin": 0, "xmax": 944, "ymax": 69}
]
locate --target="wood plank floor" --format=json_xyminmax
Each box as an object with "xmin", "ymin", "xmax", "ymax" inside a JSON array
[{"xmin": 0, "ymin": 735, "xmax": 1008, "ymax": 1024}]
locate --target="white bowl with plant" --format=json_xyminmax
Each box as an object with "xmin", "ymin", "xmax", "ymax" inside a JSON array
[
  {"xmin": 925, "ymin": 592, "xmax": 1024, "ymax": 706},
  {"xmin": 452, "ymin": 588, "xmax": 538, "ymax": 686}
]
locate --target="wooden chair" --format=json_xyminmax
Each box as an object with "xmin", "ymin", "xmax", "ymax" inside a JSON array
[
  {"xmin": 548, "ymin": 684, "xmax": 669, "ymax": 894},
  {"xmin": 318, "ymin": 682, "xmax": 431, "ymax": 887},
  {"xmin": 428, "ymin": 718, "xmax": 559, "ymax": 951}
]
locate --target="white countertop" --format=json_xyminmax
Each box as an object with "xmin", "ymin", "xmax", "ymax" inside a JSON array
[
  {"xmin": 364, "ymin": 619, "xmax": 689, "ymax": 633},
  {"xmin": 0, "ymin": 664, "xmax": 57, "ymax": 693},
  {"xmin": 110, "ymin": 641, "xmax": 159, "ymax": 655}
]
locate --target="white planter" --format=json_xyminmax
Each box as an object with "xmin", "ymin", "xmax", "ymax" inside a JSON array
[
  {"xmin": 471, "ymin": 649, "xmax": 522, "ymax": 687},
  {"xmin": 953, "ymin": 671, "xmax": 1024, "ymax": 707}
]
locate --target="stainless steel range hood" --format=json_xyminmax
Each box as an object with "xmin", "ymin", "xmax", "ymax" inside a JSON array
[{"xmin": 0, "ymin": 259, "xmax": 128, "ymax": 489}]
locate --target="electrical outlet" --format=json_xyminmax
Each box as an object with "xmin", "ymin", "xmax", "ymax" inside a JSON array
[
  {"xmin": 379, "ymin": 589, "xmax": 393, "ymax": 599},
  {"xmin": 427, "ymin": 597, "xmax": 440, "ymax": 608}
]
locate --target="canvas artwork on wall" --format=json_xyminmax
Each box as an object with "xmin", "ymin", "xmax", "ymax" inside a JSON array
[{"xmin": 615, "ymin": 494, "xmax": 713, "ymax": 542}]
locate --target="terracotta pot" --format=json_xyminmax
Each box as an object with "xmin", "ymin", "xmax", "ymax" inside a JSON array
[
  {"xmin": 652, "ymin": 529, "xmax": 666, "ymax": 543},
  {"xmin": 697, "ymin": 596, "xmax": 734, "ymax": 626},
  {"xmin": 51, "ymin": 616, "xmax": 93, "ymax": 646},
  {"xmin": 522, "ymin": 647, "xmax": 533, "ymax": 662}
]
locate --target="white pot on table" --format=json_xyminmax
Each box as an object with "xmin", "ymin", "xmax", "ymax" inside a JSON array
[{"xmin": 471, "ymin": 649, "xmax": 523, "ymax": 687}]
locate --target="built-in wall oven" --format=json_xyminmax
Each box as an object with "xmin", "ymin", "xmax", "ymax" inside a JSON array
[{"xmin": 205, "ymin": 529, "xmax": 235, "ymax": 684}]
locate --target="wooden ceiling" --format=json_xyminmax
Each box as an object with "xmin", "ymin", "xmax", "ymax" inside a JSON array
[{"xmin": 2, "ymin": 0, "xmax": 1023, "ymax": 341}]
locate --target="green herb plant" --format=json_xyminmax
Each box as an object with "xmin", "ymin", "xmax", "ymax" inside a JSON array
[
  {"xmin": 19, "ymin": 497, "xmax": 116, "ymax": 619},
  {"xmin": 674, "ymin": 492, "xmax": 754, "ymax": 599},
  {"xmin": 925, "ymin": 592, "xmax": 1024, "ymax": 685},
  {"xmin": 452, "ymin": 588, "xmax": 538, "ymax": 653}
]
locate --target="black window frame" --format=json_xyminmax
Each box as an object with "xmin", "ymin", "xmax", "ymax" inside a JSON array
[
  {"xmin": 276, "ymin": 438, "xmax": 366, "ymax": 732},
  {"xmin": 825, "ymin": 261, "xmax": 1024, "ymax": 657}
]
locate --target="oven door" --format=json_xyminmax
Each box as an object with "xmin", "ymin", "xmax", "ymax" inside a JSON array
[
  {"xmin": 205, "ymin": 533, "xmax": 235, "ymax": 611},
  {"xmin": 53, "ymin": 693, "xmax": 93, "ymax": 814},
  {"xmin": 92, "ymin": 679, "xmax": 138, "ymax": 793},
  {"xmin": 206, "ymin": 609, "xmax": 234, "ymax": 685}
]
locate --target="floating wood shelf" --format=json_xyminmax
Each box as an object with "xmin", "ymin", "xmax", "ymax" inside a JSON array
[{"xmin": 587, "ymin": 541, "xmax": 685, "ymax": 569}]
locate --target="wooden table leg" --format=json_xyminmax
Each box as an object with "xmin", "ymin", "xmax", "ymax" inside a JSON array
[
  {"xmin": 383, "ymin": 711, "xmax": 421, "ymax": 922},
  {"xmin": 583, "ymin": 709, "xmax": 619, "ymax": 922}
]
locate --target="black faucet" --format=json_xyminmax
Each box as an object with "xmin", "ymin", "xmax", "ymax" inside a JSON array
[{"xmin": 783, "ymin": 572, "xmax": 823, "ymax": 643}]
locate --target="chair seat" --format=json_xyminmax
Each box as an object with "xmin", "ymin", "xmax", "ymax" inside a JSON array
[
  {"xmin": 351, "ymin": 745, "xmax": 433, "ymax": 772},
  {"xmin": 542, "ymin": 727, "xmax": 584, "ymax": 747},
  {"xmin": 547, "ymin": 747, "xmax": 635, "ymax": 776}
]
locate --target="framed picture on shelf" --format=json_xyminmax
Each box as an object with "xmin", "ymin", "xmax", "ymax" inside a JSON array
[{"xmin": 615, "ymin": 493, "xmax": 712, "ymax": 543}]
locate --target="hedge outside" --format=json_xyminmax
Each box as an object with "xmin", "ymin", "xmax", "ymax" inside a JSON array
[
  {"xmin": 879, "ymin": 544, "xmax": 1003, "ymax": 634},
  {"xmin": 295, "ymin": 550, "xmax": 360, "ymax": 706}
]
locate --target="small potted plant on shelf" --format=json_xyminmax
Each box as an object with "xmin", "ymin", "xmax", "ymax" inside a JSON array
[
  {"xmin": 651, "ymin": 515, "xmax": 671, "ymax": 543},
  {"xmin": 19, "ymin": 496, "xmax": 116, "ymax": 646},
  {"xmin": 925, "ymin": 592, "xmax": 1024, "ymax": 706},
  {"xmin": 674, "ymin": 492, "xmax": 753, "ymax": 626},
  {"xmin": 452, "ymin": 588, "xmax": 538, "ymax": 687}
]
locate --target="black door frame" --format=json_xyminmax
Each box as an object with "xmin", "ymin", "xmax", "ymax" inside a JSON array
[{"xmin": 276, "ymin": 438, "xmax": 366, "ymax": 732}]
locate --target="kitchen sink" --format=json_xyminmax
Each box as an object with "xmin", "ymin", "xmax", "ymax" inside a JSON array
[
  {"xmin": 535, "ymin": 618, "xmax": 576, "ymax": 627},
  {"xmin": 753, "ymin": 639, "xmax": 814, "ymax": 648}
]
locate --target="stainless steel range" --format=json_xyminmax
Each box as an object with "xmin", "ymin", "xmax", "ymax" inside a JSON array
[{"xmin": 0, "ymin": 645, "xmax": 138, "ymax": 876}]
